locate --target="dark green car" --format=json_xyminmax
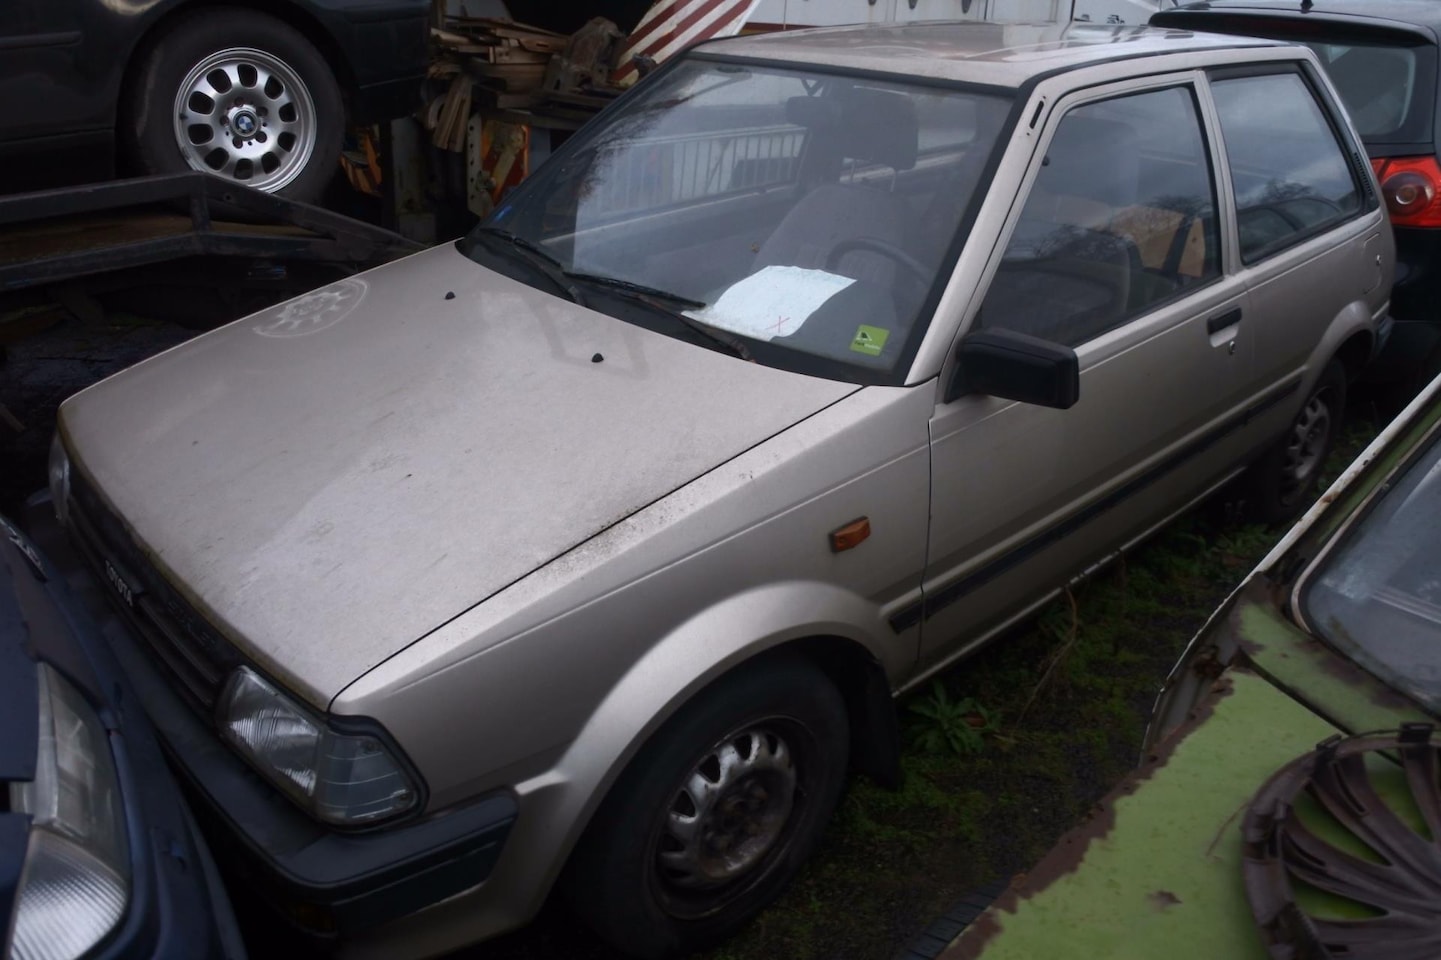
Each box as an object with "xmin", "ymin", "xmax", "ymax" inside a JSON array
[{"xmin": 945, "ymin": 374, "xmax": 1441, "ymax": 960}]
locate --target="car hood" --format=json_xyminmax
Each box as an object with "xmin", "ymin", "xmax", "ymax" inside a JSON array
[{"xmin": 59, "ymin": 243, "xmax": 856, "ymax": 706}]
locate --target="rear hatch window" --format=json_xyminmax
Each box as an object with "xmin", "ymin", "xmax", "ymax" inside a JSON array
[
  {"xmin": 1302, "ymin": 41, "xmax": 1435, "ymax": 145},
  {"xmin": 1153, "ymin": 12, "xmax": 1437, "ymax": 149}
]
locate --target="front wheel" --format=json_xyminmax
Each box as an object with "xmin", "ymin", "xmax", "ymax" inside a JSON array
[
  {"xmin": 123, "ymin": 9, "xmax": 344, "ymax": 202},
  {"xmin": 1242, "ymin": 359, "xmax": 1347, "ymax": 524},
  {"xmin": 565, "ymin": 655, "xmax": 849, "ymax": 959}
]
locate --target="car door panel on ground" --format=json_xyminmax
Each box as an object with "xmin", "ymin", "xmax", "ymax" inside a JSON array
[{"xmin": 920, "ymin": 76, "xmax": 1262, "ymax": 669}]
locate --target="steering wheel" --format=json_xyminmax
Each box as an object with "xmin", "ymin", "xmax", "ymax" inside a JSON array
[{"xmin": 823, "ymin": 236, "xmax": 933, "ymax": 289}]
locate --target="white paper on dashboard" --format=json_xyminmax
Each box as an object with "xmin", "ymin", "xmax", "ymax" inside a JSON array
[{"xmin": 686, "ymin": 265, "xmax": 856, "ymax": 340}]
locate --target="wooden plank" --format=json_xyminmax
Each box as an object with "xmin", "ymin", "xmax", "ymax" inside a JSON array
[{"xmin": 489, "ymin": 46, "xmax": 551, "ymax": 64}]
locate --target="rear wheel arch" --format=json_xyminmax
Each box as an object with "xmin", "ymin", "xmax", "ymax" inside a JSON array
[{"xmin": 1333, "ymin": 329, "xmax": 1374, "ymax": 383}]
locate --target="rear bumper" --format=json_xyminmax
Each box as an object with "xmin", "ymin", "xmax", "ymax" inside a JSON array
[{"xmin": 23, "ymin": 495, "xmax": 518, "ymax": 943}]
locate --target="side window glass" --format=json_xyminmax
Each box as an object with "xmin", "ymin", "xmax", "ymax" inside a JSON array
[
  {"xmin": 1211, "ymin": 72, "xmax": 1362, "ymax": 263},
  {"xmin": 979, "ymin": 86, "xmax": 1220, "ymax": 348}
]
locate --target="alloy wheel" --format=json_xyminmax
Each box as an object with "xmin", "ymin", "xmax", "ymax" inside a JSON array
[{"xmin": 172, "ymin": 47, "xmax": 317, "ymax": 193}]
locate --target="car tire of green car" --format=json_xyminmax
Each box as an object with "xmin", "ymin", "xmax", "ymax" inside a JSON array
[
  {"xmin": 564, "ymin": 654, "xmax": 850, "ymax": 959},
  {"xmin": 1243, "ymin": 358, "xmax": 1347, "ymax": 525}
]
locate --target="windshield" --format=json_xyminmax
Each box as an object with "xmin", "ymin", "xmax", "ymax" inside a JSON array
[
  {"xmin": 463, "ymin": 56, "xmax": 1012, "ymax": 383},
  {"xmin": 1302, "ymin": 428, "xmax": 1441, "ymax": 709}
]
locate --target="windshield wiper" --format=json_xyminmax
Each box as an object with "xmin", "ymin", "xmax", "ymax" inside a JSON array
[
  {"xmin": 471, "ymin": 227, "xmax": 588, "ymax": 307},
  {"xmin": 565, "ymin": 273, "xmax": 706, "ymax": 309},
  {"xmin": 567, "ymin": 276, "xmax": 753, "ymax": 362}
]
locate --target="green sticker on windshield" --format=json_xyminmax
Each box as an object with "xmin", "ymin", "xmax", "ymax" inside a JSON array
[{"xmin": 850, "ymin": 325, "xmax": 889, "ymax": 357}]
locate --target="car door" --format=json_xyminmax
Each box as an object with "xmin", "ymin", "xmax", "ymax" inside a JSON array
[
  {"xmin": 915, "ymin": 75, "xmax": 1263, "ymax": 670},
  {"xmin": 1205, "ymin": 65, "xmax": 1384, "ymax": 415},
  {"xmin": 0, "ymin": 0, "xmax": 88, "ymax": 143}
]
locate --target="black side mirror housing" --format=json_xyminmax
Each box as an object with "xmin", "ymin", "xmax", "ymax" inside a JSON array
[{"xmin": 946, "ymin": 329, "xmax": 1080, "ymax": 408}]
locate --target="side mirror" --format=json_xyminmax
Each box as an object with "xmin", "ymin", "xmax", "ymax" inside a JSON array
[{"xmin": 946, "ymin": 329, "xmax": 1079, "ymax": 408}]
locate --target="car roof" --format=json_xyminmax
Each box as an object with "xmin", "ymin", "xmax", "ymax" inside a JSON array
[
  {"xmin": 1157, "ymin": 1, "xmax": 1441, "ymax": 38},
  {"xmin": 697, "ymin": 21, "xmax": 1285, "ymax": 89}
]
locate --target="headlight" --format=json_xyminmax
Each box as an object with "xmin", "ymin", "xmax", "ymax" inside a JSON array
[
  {"xmin": 7, "ymin": 664, "xmax": 130, "ymax": 960},
  {"xmin": 47, "ymin": 435, "xmax": 70, "ymax": 528},
  {"xmin": 217, "ymin": 668, "xmax": 418, "ymax": 826}
]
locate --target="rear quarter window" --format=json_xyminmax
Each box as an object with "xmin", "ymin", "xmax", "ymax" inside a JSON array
[{"xmin": 1210, "ymin": 69, "xmax": 1363, "ymax": 263}]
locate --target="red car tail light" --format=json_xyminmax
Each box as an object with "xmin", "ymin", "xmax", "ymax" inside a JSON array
[{"xmin": 1372, "ymin": 156, "xmax": 1441, "ymax": 226}]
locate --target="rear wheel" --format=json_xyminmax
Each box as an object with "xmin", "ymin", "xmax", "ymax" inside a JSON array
[
  {"xmin": 1242, "ymin": 359, "xmax": 1346, "ymax": 524},
  {"xmin": 123, "ymin": 9, "xmax": 344, "ymax": 202},
  {"xmin": 565, "ymin": 655, "xmax": 849, "ymax": 959}
]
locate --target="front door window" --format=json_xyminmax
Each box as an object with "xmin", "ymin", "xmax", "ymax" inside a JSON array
[{"xmin": 978, "ymin": 84, "xmax": 1220, "ymax": 346}]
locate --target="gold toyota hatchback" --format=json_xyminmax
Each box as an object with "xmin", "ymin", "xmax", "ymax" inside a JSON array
[{"xmin": 33, "ymin": 19, "xmax": 1392, "ymax": 960}]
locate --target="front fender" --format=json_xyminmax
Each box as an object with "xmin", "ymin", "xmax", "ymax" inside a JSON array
[
  {"xmin": 340, "ymin": 582, "xmax": 894, "ymax": 958},
  {"xmin": 505, "ymin": 579, "xmax": 891, "ymax": 909}
]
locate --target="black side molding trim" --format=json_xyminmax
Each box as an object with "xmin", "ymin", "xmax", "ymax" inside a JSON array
[{"xmin": 0, "ymin": 31, "xmax": 81, "ymax": 50}]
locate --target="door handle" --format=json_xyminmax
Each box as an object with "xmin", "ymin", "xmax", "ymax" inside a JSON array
[{"xmin": 1206, "ymin": 308, "xmax": 1242, "ymax": 335}]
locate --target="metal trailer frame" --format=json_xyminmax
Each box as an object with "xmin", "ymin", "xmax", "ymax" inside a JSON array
[{"xmin": 0, "ymin": 172, "xmax": 424, "ymax": 293}]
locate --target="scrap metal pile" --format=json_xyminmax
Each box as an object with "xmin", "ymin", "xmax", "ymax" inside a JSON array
[{"xmin": 426, "ymin": 10, "xmax": 628, "ymax": 212}]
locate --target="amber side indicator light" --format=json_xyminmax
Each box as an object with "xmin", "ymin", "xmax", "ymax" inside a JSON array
[
  {"xmin": 1372, "ymin": 155, "xmax": 1441, "ymax": 226},
  {"xmin": 829, "ymin": 517, "xmax": 871, "ymax": 553}
]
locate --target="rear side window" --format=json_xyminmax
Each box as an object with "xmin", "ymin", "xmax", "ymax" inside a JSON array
[
  {"xmin": 979, "ymin": 85, "xmax": 1219, "ymax": 347},
  {"xmin": 1210, "ymin": 71, "xmax": 1362, "ymax": 264}
]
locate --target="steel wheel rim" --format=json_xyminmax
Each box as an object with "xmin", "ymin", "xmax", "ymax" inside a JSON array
[
  {"xmin": 1281, "ymin": 390, "xmax": 1332, "ymax": 500},
  {"xmin": 172, "ymin": 46, "xmax": 316, "ymax": 193},
  {"xmin": 650, "ymin": 722, "xmax": 801, "ymax": 918}
]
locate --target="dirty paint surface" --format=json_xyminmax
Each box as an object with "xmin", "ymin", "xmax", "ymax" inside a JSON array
[
  {"xmin": 944, "ymin": 669, "xmax": 1337, "ymax": 960},
  {"xmin": 1238, "ymin": 597, "xmax": 1429, "ymax": 735}
]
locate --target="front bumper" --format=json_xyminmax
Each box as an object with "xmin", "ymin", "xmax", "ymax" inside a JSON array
[{"xmin": 23, "ymin": 497, "xmax": 518, "ymax": 943}]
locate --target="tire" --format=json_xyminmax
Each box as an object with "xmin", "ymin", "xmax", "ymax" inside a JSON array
[
  {"xmin": 122, "ymin": 9, "xmax": 344, "ymax": 203},
  {"xmin": 565, "ymin": 655, "xmax": 850, "ymax": 959},
  {"xmin": 1242, "ymin": 359, "xmax": 1347, "ymax": 525}
]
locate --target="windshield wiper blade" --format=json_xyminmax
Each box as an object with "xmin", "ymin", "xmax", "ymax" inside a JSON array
[
  {"xmin": 471, "ymin": 227, "xmax": 588, "ymax": 307},
  {"xmin": 580, "ymin": 284, "xmax": 753, "ymax": 362},
  {"xmin": 666, "ymin": 309, "xmax": 754, "ymax": 362},
  {"xmin": 565, "ymin": 273, "xmax": 706, "ymax": 309}
]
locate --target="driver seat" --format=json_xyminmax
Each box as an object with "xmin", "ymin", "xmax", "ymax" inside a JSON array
[{"xmin": 753, "ymin": 88, "xmax": 920, "ymax": 288}]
